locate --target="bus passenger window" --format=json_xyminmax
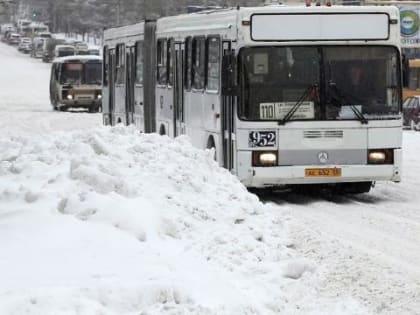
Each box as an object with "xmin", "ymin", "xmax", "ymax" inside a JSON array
[
  {"xmin": 206, "ymin": 37, "xmax": 220, "ymax": 92},
  {"xmin": 168, "ymin": 38, "xmax": 174, "ymax": 86},
  {"xmin": 135, "ymin": 41, "xmax": 143, "ymax": 85},
  {"xmin": 192, "ymin": 37, "xmax": 205, "ymax": 90},
  {"xmin": 116, "ymin": 44, "xmax": 125, "ymax": 85},
  {"xmin": 184, "ymin": 37, "xmax": 192, "ymax": 90},
  {"xmin": 157, "ymin": 39, "xmax": 167, "ymax": 85}
]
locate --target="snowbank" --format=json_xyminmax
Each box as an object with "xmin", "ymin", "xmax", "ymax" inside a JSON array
[{"xmin": 0, "ymin": 125, "xmax": 314, "ymax": 314}]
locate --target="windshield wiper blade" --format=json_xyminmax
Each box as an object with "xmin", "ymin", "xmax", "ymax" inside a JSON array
[
  {"xmin": 349, "ymin": 105, "xmax": 368, "ymax": 124},
  {"xmin": 278, "ymin": 84, "xmax": 317, "ymax": 125},
  {"xmin": 328, "ymin": 81, "xmax": 368, "ymax": 125}
]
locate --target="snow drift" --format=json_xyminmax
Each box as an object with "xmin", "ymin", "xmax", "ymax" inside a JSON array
[{"xmin": 0, "ymin": 125, "xmax": 317, "ymax": 314}]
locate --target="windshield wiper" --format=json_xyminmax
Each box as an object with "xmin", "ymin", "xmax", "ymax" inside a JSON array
[
  {"xmin": 328, "ymin": 81, "xmax": 368, "ymax": 124},
  {"xmin": 278, "ymin": 84, "xmax": 317, "ymax": 125},
  {"xmin": 348, "ymin": 104, "xmax": 368, "ymax": 124}
]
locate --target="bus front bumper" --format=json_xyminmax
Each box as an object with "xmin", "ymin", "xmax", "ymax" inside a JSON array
[
  {"xmin": 62, "ymin": 99, "xmax": 101, "ymax": 107},
  {"xmin": 239, "ymin": 150, "xmax": 402, "ymax": 188}
]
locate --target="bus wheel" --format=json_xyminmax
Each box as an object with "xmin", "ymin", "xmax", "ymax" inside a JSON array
[
  {"xmin": 159, "ymin": 125, "xmax": 166, "ymax": 135},
  {"xmin": 58, "ymin": 106, "xmax": 68, "ymax": 112},
  {"xmin": 336, "ymin": 182, "xmax": 372, "ymax": 194},
  {"xmin": 51, "ymin": 95, "xmax": 58, "ymax": 110},
  {"xmin": 89, "ymin": 105, "xmax": 99, "ymax": 113},
  {"xmin": 207, "ymin": 137, "xmax": 217, "ymax": 161}
]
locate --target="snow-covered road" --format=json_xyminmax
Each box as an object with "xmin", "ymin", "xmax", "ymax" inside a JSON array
[
  {"xmin": 1, "ymin": 41, "xmax": 420, "ymax": 315},
  {"xmin": 0, "ymin": 41, "xmax": 101, "ymax": 137},
  {"xmin": 262, "ymin": 161, "xmax": 420, "ymax": 314}
]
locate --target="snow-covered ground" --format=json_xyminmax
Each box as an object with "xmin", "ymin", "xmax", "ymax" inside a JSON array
[{"xmin": 1, "ymin": 42, "xmax": 419, "ymax": 315}]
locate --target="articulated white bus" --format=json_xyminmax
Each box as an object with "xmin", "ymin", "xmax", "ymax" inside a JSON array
[{"xmin": 103, "ymin": 4, "xmax": 403, "ymax": 193}]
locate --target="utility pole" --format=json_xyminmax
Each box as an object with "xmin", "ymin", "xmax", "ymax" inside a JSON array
[
  {"xmin": 116, "ymin": 0, "xmax": 120, "ymax": 26},
  {"xmin": 144, "ymin": 0, "xmax": 161, "ymax": 19}
]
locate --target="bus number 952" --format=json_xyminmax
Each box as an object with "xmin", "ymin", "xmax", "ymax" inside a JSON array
[{"xmin": 249, "ymin": 131, "xmax": 276, "ymax": 147}]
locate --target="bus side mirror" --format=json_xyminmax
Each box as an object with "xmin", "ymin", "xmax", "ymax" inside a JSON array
[{"xmin": 222, "ymin": 54, "xmax": 238, "ymax": 96}]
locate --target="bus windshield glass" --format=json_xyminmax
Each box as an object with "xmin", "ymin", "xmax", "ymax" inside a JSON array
[
  {"xmin": 85, "ymin": 62, "xmax": 102, "ymax": 84},
  {"xmin": 58, "ymin": 49, "xmax": 75, "ymax": 57},
  {"xmin": 60, "ymin": 62, "xmax": 102, "ymax": 85},
  {"xmin": 239, "ymin": 46, "xmax": 401, "ymax": 121}
]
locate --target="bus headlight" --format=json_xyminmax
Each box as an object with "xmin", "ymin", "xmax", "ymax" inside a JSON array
[
  {"xmin": 252, "ymin": 151, "xmax": 278, "ymax": 167},
  {"xmin": 368, "ymin": 149, "xmax": 393, "ymax": 164},
  {"xmin": 97, "ymin": 94, "xmax": 102, "ymax": 100},
  {"xmin": 67, "ymin": 94, "xmax": 73, "ymax": 100}
]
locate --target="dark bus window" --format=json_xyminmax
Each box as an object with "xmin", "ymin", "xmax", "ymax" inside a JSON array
[
  {"xmin": 206, "ymin": 36, "xmax": 220, "ymax": 91},
  {"xmin": 192, "ymin": 37, "xmax": 205, "ymax": 90},
  {"xmin": 135, "ymin": 41, "xmax": 143, "ymax": 85},
  {"xmin": 103, "ymin": 46, "xmax": 109, "ymax": 86},
  {"xmin": 168, "ymin": 38, "xmax": 174, "ymax": 86},
  {"xmin": 184, "ymin": 37, "xmax": 192, "ymax": 90},
  {"xmin": 157, "ymin": 39, "xmax": 167, "ymax": 85},
  {"xmin": 60, "ymin": 63, "xmax": 82, "ymax": 84},
  {"xmin": 85, "ymin": 62, "xmax": 102, "ymax": 85},
  {"xmin": 116, "ymin": 44, "xmax": 125, "ymax": 85}
]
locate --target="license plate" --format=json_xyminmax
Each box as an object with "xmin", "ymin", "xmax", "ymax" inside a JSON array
[{"xmin": 305, "ymin": 168, "xmax": 342, "ymax": 177}]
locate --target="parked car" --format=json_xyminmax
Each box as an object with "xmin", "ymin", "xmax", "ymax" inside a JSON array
[
  {"xmin": 54, "ymin": 45, "xmax": 76, "ymax": 58},
  {"xmin": 403, "ymin": 96, "xmax": 420, "ymax": 130},
  {"xmin": 8, "ymin": 33, "xmax": 21, "ymax": 45},
  {"xmin": 18, "ymin": 37, "xmax": 32, "ymax": 53},
  {"xmin": 87, "ymin": 47, "xmax": 100, "ymax": 56},
  {"xmin": 42, "ymin": 38, "xmax": 66, "ymax": 62}
]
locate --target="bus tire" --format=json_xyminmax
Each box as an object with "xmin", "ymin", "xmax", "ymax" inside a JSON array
[
  {"xmin": 89, "ymin": 105, "xmax": 99, "ymax": 113},
  {"xmin": 206, "ymin": 136, "xmax": 217, "ymax": 161},
  {"xmin": 336, "ymin": 182, "xmax": 372, "ymax": 194},
  {"xmin": 159, "ymin": 125, "xmax": 166, "ymax": 135}
]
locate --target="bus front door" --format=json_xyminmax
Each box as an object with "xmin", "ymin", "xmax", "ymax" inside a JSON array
[
  {"xmin": 222, "ymin": 41, "xmax": 235, "ymax": 171},
  {"xmin": 174, "ymin": 43, "xmax": 184, "ymax": 136}
]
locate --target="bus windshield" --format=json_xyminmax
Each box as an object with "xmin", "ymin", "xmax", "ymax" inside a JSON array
[
  {"xmin": 60, "ymin": 62, "xmax": 102, "ymax": 85},
  {"xmin": 85, "ymin": 62, "xmax": 102, "ymax": 84},
  {"xmin": 58, "ymin": 49, "xmax": 75, "ymax": 57},
  {"xmin": 239, "ymin": 46, "xmax": 401, "ymax": 121}
]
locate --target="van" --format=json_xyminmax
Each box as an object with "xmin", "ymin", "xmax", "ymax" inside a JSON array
[
  {"xmin": 54, "ymin": 45, "xmax": 76, "ymax": 58},
  {"xmin": 49, "ymin": 55, "xmax": 102, "ymax": 112}
]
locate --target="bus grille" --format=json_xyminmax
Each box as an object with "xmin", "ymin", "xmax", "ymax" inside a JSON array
[{"xmin": 303, "ymin": 130, "xmax": 343, "ymax": 139}]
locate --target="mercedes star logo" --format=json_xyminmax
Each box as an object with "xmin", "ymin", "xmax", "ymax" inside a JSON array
[{"xmin": 318, "ymin": 151, "xmax": 329, "ymax": 164}]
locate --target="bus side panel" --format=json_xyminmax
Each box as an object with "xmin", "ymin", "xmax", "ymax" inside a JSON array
[
  {"xmin": 156, "ymin": 86, "xmax": 173, "ymax": 136},
  {"xmin": 134, "ymin": 84, "xmax": 145, "ymax": 132},
  {"xmin": 202, "ymin": 92, "xmax": 221, "ymax": 142},
  {"xmin": 184, "ymin": 91, "xmax": 206, "ymax": 149},
  {"xmin": 115, "ymin": 85, "xmax": 127, "ymax": 124}
]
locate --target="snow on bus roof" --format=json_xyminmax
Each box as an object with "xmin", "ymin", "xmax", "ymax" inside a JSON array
[{"xmin": 53, "ymin": 55, "xmax": 102, "ymax": 63}]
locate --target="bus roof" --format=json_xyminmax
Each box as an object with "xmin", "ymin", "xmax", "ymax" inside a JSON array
[
  {"xmin": 103, "ymin": 5, "xmax": 400, "ymax": 46},
  {"xmin": 53, "ymin": 55, "xmax": 102, "ymax": 63}
]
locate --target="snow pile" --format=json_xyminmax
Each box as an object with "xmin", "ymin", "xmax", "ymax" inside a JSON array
[{"xmin": 0, "ymin": 125, "xmax": 318, "ymax": 314}]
